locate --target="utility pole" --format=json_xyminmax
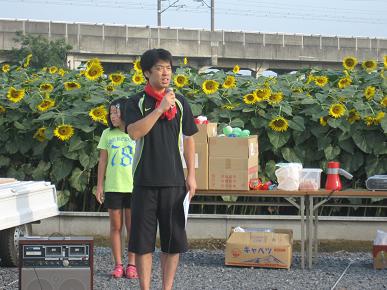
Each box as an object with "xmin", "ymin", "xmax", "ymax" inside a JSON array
[
  {"xmin": 157, "ymin": 0, "xmax": 161, "ymax": 26},
  {"xmin": 211, "ymin": 0, "xmax": 214, "ymax": 31}
]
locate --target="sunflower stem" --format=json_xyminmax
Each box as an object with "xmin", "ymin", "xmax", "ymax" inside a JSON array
[{"xmin": 367, "ymin": 102, "xmax": 375, "ymax": 115}]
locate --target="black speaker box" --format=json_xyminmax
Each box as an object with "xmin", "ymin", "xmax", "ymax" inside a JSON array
[{"xmin": 19, "ymin": 237, "xmax": 93, "ymax": 290}]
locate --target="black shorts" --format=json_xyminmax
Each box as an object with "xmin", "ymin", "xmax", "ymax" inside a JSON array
[
  {"xmin": 129, "ymin": 186, "xmax": 188, "ymax": 255},
  {"xmin": 104, "ymin": 192, "xmax": 132, "ymax": 209}
]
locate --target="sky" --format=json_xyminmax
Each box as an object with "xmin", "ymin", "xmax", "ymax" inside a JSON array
[{"xmin": 0, "ymin": 0, "xmax": 386, "ymax": 38}]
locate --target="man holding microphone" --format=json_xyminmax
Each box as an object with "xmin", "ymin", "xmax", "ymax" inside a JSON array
[{"xmin": 125, "ymin": 48, "xmax": 198, "ymax": 290}]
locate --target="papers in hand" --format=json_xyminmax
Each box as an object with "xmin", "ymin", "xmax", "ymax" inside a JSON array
[{"xmin": 183, "ymin": 192, "xmax": 190, "ymax": 228}]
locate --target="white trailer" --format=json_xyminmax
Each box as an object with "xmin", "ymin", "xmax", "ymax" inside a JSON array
[{"xmin": 0, "ymin": 178, "xmax": 59, "ymax": 266}]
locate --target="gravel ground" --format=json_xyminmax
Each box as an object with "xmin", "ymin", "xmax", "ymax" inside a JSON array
[{"xmin": 1, "ymin": 248, "xmax": 386, "ymax": 290}]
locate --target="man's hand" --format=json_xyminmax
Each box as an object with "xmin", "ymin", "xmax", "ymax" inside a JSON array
[
  {"xmin": 186, "ymin": 174, "xmax": 197, "ymax": 201},
  {"xmin": 95, "ymin": 186, "xmax": 104, "ymax": 204},
  {"xmin": 159, "ymin": 89, "xmax": 176, "ymax": 112}
]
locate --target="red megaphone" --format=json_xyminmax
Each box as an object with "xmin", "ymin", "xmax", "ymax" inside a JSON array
[{"xmin": 325, "ymin": 161, "xmax": 353, "ymax": 191}]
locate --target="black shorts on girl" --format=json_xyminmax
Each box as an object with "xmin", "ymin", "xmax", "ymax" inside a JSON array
[
  {"xmin": 129, "ymin": 186, "xmax": 188, "ymax": 255},
  {"xmin": 104, "ymin": 192, "xmax": 132, "ymax": 209}
]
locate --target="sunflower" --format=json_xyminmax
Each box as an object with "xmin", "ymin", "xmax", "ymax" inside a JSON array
[
  {"xmin": 232, "ymin": 65, "xmax": 240, "ymax": 74},
  {"xmin": 133, "ymin": 59, "xmax": 142, "ymax": 72},
  {"xmin": 33, "ymin": 127, "xmax": 47, "ymax": 142},
  {"xmin": 132, "ymin": 73, "xmax": 145, "ymax": 85},
  {"xmin": 319, "ymin": 116, "xmax": 328, "ymax": 126},
  {"xmin": 109, "ymin": 73, "xmax": 125, "ymax": 86},
  {"xmin": 243, "ymin": 93, "xmax": 257, "ymax": 105},
  {"xmin": 384, "ymin": 55, "xmax": 387, "ymax": 68},
  {"xmin": 363, "ymin": 113, "xmax": 384, "ymax": 126},
  {"xmin": 364, "ymin": 86, "xmax": 376, "ymax": 101},
  {"xmin": 39, "ymin": 83, "xmax": 54, "ymax": 93},
  {"xmin": 49, "ymin": 66, "xmax": 58, "ymax": 74},
  {"xmin": 329, "ymin": 103, "xmax": 346, "ymax": 118},
  {"xmin": 202, "ymin": 80, "xmax": 219, "ymax": 95},
  {"xmin": 342, "ymin": 56, "xmax": 358, "ymax": 71},
  {"xmin": 254, "ymin": 87, "xmax": 271, "ymax": 101},
  {"xmin": 174, "ymin": 74, "xmax": 189, "ymax": 88},
  {"xmin": 314, "ymin": 76, "xmax": 329, "ymax": 87},
  {"xmin": 2, "ymin": 64, "xmax": 10, "ymax": 73},
  {"xmin": 364, "ymin": 116, "xmax": 376, "ymax": 126},
  {"xmin": 338, "ymin": 77, "xmax": 352, "ymax": 89},
  {"xmin": 269, "ymin": 116, "xmax": 289, "ymax": 132},
  {"xmin": 347, "ymin": 109, "xmax": 360, "ymax": 124},
  {"xmin": 64, "ymin": 81, "xmax": 81, "ymax": 91},
  {"xmin": 7, "ymin": 87, "xmax": 25, "ymax": 103},
  {"xmin": 84, "ymin": 62, "xmax": 104, "ymax": 81},
  {"xmin": 267, "ymin": 92, "xmax": 283, "ymax": 105},
  {"xmin": 306, "ymin": 74, "xmax": 314, "ymax": 84},
  {"xmin": 293, "ymin": 87, "xmax": 303, "ymax": 93},
  {"xmin": 106, "ymin": 84, "xmax": 115, "ymax": 93},
  {"xmin": 89, "ymin": 105, "xmax": 108, "ymax": 123},
  {"xmin": 222, "ymin": 75, "xmax": 236, "ymax": 89},
  {"xmin": 381, "ymin": 96, "xmax": 387, "ymax": 107},
  {"xmin": 37, "ymin": 98, "xmax": 55, "ymax": 112},
  {"xmin": 362, "ymin": 60, "xmax": 377, "ymax": 72},
  {"xmin": 0, "ymin": 105, "xmax": 5, "ymax": 113},
  {"xmin": 183, "ymin": 57, "xmax": 188, "ymax": 65},
  {"xmin": 54, "ymin": 124, "xmax": 74, "ymax": 141},
  {"xmin": 58, "ymin": 68, "xmax": 66, "ymax": 76},
  {"xmin": 23, "ymin": 54, "xmax": 32, "ymax": 68}
]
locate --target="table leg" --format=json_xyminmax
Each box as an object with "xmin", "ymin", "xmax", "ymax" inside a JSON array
[
  {"xmin": 300, "ymin": 196, "xmax": 305, "ymax": 270},
  {"xmin": 305, "ymin": 197, "xmax": 310, "ymax": 267},
  {"xmin": 314, "ymin": 200, "xmax": 318, "ymax": 262},
  {"xmin": 308, "ymin": 195, "xmax": 314, "ymax": 269}
]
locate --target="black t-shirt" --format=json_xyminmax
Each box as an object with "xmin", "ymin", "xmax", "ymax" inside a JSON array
[{"xmin": 125, "ymin": 91, "xmax": 198, "ymax": 187}]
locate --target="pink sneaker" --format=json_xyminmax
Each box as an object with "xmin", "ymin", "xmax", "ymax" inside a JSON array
[
  {"xmin": 125, "ymin": 264, "xmax": 139, "ymax": 279},
  {"xmin": 112, "ymin": 264, "xmax": 124, "ymax": 278}
]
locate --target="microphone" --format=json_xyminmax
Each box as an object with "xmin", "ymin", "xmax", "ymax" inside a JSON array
[{"xmin": 166, "ymin": 88, "xmax": 175, "ymax": 109}]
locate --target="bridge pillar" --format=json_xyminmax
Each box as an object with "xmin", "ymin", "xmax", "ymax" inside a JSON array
[{"xmin": 210, "ymin": 41, "xmax": 218, "ymax": 66}]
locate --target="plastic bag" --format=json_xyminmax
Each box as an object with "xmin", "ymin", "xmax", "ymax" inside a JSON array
[
  {"xmin": 374, "ymin": 230, "xmax": 387, "ymax": 245},
  {"xmin": 275, "ymin": 163, "xmax": 303, "ymax": 191}
]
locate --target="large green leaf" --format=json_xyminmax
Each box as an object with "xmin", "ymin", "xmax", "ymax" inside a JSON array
[
  {"xmin": 267, "ymin": 130, "xmax": 290, "ymax": 149},
  {"xmin": 288, "ymin": 116, "xmax": 305, "ymax": 131},
  {"xmin": 0, "ymin": 155, "xmax": 11, "ymax": 168},
  {"xmin": 57, "ymin": 190, "xmax": 70, "ymax": 208},
  {"xmin": 68, "ymin": 135, "xmax": 85, "ymax": 152},
  {"xmin": 352, "ymin": 131, "xmax": 373, "ymax": 153},
  {"xmin": 69, "ymin": 167, "xmax": 89, "ymax": 192},
  {"xmin": 381, "ymin": 116, "xmax": 387, "ymax": 134},
  {"xmin": 324, "ymin": 145, "xmax": 341, "ymax": 160},
  {"xmin": 190, "ymin": 103, "xmax": 202, "ymax": 116},
  {"xmin": 339, "ymin": 139, "xmax": 355, "ymax": 154},
  {"xmin": 51, "ymin": 158, "xmax": 73, "ymax": 182},
  {"xmin": 230, "ymin": 118, "xmax": 244, "ymax": 128},
  {"xmin": 31, "ymin": 161, "xmax": 51, "ymax": 180},
  {"xmin": 281, "ymin": 147, "xmax": 302, "ymax": 163}
]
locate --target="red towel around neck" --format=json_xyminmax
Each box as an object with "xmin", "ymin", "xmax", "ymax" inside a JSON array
[{"xmin": 144, "ymin": 83, "xmax": 177, "ymax": 121}]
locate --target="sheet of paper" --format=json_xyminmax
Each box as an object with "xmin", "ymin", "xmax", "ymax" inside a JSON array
[{"xmin": 183, "ymin": 192, "xmax": 190, "ymax": 228}]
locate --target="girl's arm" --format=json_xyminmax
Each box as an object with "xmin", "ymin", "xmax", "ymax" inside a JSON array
[{"xmin": 96, "ymin": 149, "xmax": 108, "ymax": 204}]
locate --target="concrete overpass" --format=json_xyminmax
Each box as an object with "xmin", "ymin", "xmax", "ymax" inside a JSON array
[{"xmin": 0, "ymin": 18, "xmax": 386, "ymax": 74}]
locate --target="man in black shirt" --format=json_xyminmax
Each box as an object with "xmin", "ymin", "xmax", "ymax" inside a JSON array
[{"xmin": 126, "ymin": 48, "xmax": 198, "ymax": 290}]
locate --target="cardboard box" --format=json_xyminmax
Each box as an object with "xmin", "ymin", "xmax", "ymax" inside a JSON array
[
  {"xmin": 225, "ymin": 229, "xmax": 293, "ymax": 269},
  {"xmin": 373, "ymin": 245, "xmax": 387, "ymax": 269},
  {"xmin": 194, "ymin": 123, "xmax": 218, "ymax": 144},
  {"xmin": 183, "ymin": 143, "xmax": 209, "ymax": 190},
  {"xmin": 209, "ymin": 136, "xmax": 258, "ymax": 158},
  {"xmin": 209, "ymin": 156, "xmax": 258, "ymax": 190}
]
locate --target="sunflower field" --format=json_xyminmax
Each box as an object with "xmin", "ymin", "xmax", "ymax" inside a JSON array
[{"xmin": 0, "ymin": 55, "xmax": 386, "ymax": 211}]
